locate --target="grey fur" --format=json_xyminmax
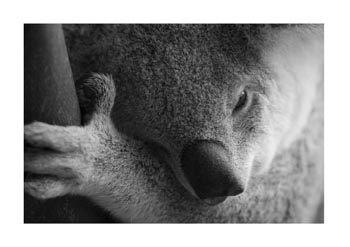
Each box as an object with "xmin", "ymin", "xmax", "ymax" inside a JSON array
[{"xmin": 24, "ymin": 24, "xmax": 323, "ymax": 222}]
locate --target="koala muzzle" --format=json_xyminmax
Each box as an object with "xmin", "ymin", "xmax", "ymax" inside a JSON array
[{"xmin": 181, "ymin": 140, "xmax": 245, "ymax": 205}]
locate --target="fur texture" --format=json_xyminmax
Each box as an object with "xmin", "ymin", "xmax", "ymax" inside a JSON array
[{"xmin": 24, "ymin": 24, "xmax": 324, "ymax": 223}]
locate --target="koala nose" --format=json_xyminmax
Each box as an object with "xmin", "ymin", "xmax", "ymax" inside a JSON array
[{"xmin": 181, "ymin": 140, "xmax": 245, "ymax": 204}]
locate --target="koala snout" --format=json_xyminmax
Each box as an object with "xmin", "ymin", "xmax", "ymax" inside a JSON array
[{"xmin": 181, "ymin": 140, "xmax": 245, "ymax": 205}]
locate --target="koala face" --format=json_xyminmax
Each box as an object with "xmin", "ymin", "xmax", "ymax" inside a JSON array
[{"xmin": 68, "ymin": 24, "xmax": 323, "ymax": 205}]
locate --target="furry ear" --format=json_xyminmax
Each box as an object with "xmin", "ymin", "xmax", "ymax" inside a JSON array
[{"xmin": 264, "ymin": 26, "xmax": 323, "ymax": 150}]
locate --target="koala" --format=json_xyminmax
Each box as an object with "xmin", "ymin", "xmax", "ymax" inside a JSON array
[{"xmin": 24, "ymin": 24, "xmax": 324, "ymax": 222}]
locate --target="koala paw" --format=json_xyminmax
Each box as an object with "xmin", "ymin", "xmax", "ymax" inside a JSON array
[
  {"xmin": 24, "ymin": 122, "xmax": 94, "ymax": 199},
  {"xmin": 25, "ymin": 73, "xmax": 117, "ymax": 199}
]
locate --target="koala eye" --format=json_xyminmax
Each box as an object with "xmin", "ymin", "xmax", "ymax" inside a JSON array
[{"xmin": 233, "ymin": 90, "xmax": 248, "ymax": 113}]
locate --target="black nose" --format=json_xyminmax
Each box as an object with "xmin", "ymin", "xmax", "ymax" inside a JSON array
[{"xmin": 181, "ymin": 140, "xmax": 245, "ymax": 203}]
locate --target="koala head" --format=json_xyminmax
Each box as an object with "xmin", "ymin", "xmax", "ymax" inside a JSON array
[{"xmin": 70, "ymin": 24, "xmax": 323, "ymax": 205}]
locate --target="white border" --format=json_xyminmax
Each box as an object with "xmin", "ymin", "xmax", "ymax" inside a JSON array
[{"xmin": 1, "ymin": 0, "xmax": 349, "ymax": 246}]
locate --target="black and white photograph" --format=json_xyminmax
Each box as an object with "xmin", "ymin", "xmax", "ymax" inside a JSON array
[
  {"xmin": 1, "ymin": 0, "xmax": 350, "ymax": 246},
  {"xmin": 24, "ymin": 23, "xmax": 324, "ymax": 223}
]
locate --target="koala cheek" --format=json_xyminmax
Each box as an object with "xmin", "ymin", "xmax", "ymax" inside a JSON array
[{"xmin": 251, "ymin": 135, "xmax": 279, "ymax": 174}]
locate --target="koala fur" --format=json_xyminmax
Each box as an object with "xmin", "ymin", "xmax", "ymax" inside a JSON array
[{"xmin": 24, "ymin": 24, "xmax": 324, "ymax": 223}]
